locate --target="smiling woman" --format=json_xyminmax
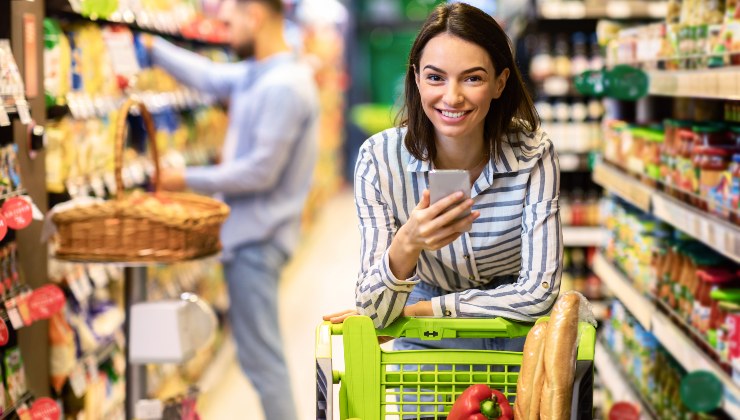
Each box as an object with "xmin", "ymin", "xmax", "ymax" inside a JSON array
[{"xmin": 325, "ymin": 2, "xmax": 561, "ymax": 400}]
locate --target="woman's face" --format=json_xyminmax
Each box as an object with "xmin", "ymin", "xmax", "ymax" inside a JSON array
[{"xmin": 415, "ymin": 33, "xmax": 509, "ymax": 144}]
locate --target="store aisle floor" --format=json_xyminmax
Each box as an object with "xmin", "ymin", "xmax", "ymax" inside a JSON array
[{"xmin": 198, "ymin": 188, "xmax": 359, "ymax": 419}]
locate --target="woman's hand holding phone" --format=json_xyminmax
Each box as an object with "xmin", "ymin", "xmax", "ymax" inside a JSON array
[{"xmin": 398, "ymin": 189, "xmax": 479, "ymax": 253}]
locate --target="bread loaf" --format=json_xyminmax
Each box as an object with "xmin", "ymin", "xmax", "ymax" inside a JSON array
[
  {"xmin": 514, "ymin": 321, "xmax": 548, "ymax": 420},
  {"xmin": 540, "ymin": 292, "xmax": 581, "ymax": 420}
]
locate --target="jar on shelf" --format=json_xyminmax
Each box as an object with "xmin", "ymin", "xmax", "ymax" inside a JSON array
[
  {"xmin": 644, "ymin": 128, "xmax": 665, "ymax": 184},
  {"xmin": 627, "ymin": 126, "xmax": 647, "ymax": 176},
  {"xmin": 682, "ymin": 246, "xmax": 725, "ymax": 323},
  {"xmin": 695, "ymin": 269, "xmax": 736, "ymax": 335},
  {"xmin": 694, "ymin": 123, "xmax": 732, "ymax": 146},
  {"xmin": 695, "ymin": 146, "xmax": 732, "ymax": 207},
  {"xmin": 731, "ymin": 153, "xmax": 740, "ymax": 224},
  {"xmin": 675, "ymin": 128, "xmax": 698, "ymax": 200}
]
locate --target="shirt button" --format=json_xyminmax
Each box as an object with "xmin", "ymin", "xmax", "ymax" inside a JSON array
[
  {"xmin": 444, "ymin": 310, "xmax": 452, "ymax": 317},
  {"xmin": 468, "ymin": 275, "xmax": 475, "ymax": 280},
  {"xmin": 542, "ymin": 282, "xmax": 550, "ymax": 289},
  {"xmin": 463, "ymin": 255, "xmax": 470, "ymax": 260}
]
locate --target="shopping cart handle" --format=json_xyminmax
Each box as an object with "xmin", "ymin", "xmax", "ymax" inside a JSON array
[{"xmin": 375, "ymin": 316, "xmax": 533, "ymax": 340}]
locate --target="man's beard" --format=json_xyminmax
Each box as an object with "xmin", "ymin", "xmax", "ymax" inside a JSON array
[{"xmin": 233, "ymin": 41, "xmax": 255, "ymax": 60}]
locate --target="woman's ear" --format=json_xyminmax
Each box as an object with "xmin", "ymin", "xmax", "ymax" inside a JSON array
[
  {"xmin": 413, "ymin": 64, "xmax": 420, "ymax": 87},
  {"xmin": 493, "ymin": 68, "xmax": 510, "ymax": 98}
]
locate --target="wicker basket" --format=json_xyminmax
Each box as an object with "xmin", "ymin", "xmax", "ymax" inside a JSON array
[{"xmin": 52, "ymin": 99, "xmax": 230, "ymax": 263}]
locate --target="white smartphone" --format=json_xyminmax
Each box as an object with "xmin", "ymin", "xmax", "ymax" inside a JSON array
[{"xmin": 429, "ymin": 169, "xmax": 472, "ymax": 215}]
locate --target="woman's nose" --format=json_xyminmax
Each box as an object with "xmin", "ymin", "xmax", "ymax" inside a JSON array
[{"xmin": 443, "ymin": 83, "xmax": 464, "ymax": 106}]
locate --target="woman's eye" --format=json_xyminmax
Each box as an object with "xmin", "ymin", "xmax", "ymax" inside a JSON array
[
  {"xmin": 426, "ymin": 74, "xmax": 443, "ymax": 82},
  {"xmin": 466, "ymin": 76, "xmax": 482, "ymax": 82}
]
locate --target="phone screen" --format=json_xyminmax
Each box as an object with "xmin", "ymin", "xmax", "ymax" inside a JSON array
[{"xmin": 429, "ymin": 170, "xmax": 471, "ymax": 215}]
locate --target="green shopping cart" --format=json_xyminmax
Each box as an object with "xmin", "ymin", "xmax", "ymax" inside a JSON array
[{"xmin": 315, "ymin": 315, "xmax": 596, "ymax": 419}]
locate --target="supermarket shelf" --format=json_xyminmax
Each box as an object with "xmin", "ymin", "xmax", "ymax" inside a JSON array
[
  {"xmin": 47, "ymin": 5, "xmax": 229, "ymax": 47},
  {"xmin": 593, "ymin": 254, "xmax": 740, "ymax": 417},
  {"xmin": 652, "ymin": 193, "xmax": 740, "ymax": 264},
  {"xmin": 558, "ymin": 153, "xmax": 592, "ymax": 173},
  {"xmin": 538, "ymin": 1, "xmax": 667, "ymax": 20},
  {"xmin": 593, "ymin": 161, "xmax": 652, "ymax": 212},
  {"xmin": 594, "ymin": 339, "xmax": 655, "ymax": 419},
  {"xmin": 652, "ymin": 312, "xmax": 740, "ymax": 417},
  {"xmin": 563, "ymin": 226, "xmax": 607, "ymax": 247},
  {"xmin": 594, "ymin": 161, "xmax": 740, "ymax": 264},
  {"xmin": 648, "ymin": 68, "xmax": 740, "ymax": 101},
  {"xmin": 592, "ymin": 252, "xmax": 653, "ymax": 329},
  {"xmin": 591, "ymin": 300, "xmax": 610, "ymax": 321},
  {"xmin": 0, "ymin": 392, "xmax": 33, "ymax": 420}
]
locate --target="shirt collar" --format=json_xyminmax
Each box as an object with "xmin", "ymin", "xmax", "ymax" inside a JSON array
[{"xmin": 405, "ymin": 136, "xmax": 520, "ymax": 175}]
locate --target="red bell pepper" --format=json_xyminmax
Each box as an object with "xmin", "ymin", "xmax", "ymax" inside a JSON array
[{"xmin": 448, "ymin": 384, "xmax": 513, "ymax": 420}]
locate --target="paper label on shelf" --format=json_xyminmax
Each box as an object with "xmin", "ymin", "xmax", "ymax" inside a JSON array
[
  {"xmin": 67, "ymin": 274, "xmax": 86, "ymax": 303},
  {"xmin": 0, "ymin": 105, "xmax": 10, "ymax": 127},
  {"xmin": 6, "ymin": 302, "xmax": 23, "ymax": 330},
  {"xmin": 69, "ymin": 364, "xmax": 87, "ymax": 398},
  {"xmin": 30, "ymin": 397, "xmax": 61, "ymax": 420},
  {"xmin": 85, "ymin": 356, "xmax": 99, "ymax": 381},
  {"xmin": 87, "ymin": 265, "xmax": 109, "ymax": 289}
]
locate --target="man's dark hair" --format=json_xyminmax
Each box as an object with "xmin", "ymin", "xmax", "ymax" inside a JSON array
[
  {"xmin": 236, "ymin": 0, "xmax": 283, "ymax": 14},
  {"xmin": 399, "ymin": 2, "xmax": 539, "ymax": 163}
]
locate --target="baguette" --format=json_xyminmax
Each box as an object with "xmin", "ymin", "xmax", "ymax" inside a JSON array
[
  {"xmin": 514, "ymin": 321, "xmax": 548, "ymax": 420},
  {"xmin": 540, "ymin": 292, "xmax": 581, "ymax": 420}
]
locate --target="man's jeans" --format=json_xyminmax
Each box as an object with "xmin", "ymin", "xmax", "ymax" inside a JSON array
[{"xmin": 223, "ymin": 241, "xmax": 298, "ymax": 420}]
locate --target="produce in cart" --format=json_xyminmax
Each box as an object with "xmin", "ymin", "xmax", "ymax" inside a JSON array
[{"xmin": 448, "ymin": 384, "xmax": 513, "ymax": 420}]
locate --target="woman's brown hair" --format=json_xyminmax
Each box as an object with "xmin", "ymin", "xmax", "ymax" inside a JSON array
[{"xmin": 399, "ymin": 2, "xmax": 539, "ymax": 162}]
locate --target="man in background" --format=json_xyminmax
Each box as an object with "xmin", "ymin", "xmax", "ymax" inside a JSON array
[{"xmin": 143, "ymin": 0, "xmax": 319, "ymax": 417}]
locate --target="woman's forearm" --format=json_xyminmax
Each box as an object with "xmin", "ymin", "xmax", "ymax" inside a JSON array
[{"xmin": 388, "ymin": 225, "xmax": 422, "ymax": 280}]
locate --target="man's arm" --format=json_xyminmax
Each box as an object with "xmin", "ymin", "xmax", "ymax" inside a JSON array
[{"xmin": 149, "ymin": 37, "xmax": 249, "ymax": 100}]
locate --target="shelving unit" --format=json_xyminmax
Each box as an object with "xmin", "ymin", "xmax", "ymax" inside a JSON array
[
  {"xmin": 538, "ymin": 1, "xmax": 667, "ymax": 20},
  {"xmin": 594, "ymin": 339, "xmax": 656, "ymax": 419},
  {"xmin": 647, "ymin": 68, "xmax": 740, "ymax": 100},
  {"xmin": 594, "ymin": 161, "xmax": 740, "ymax": 264},
  {"xmin": 563, "ymin": 226, "xmax": 607, "ymax": 247},
  {"xmin": 0, "ymin": 392, "xmax": 33, "ymax": 420},
  {"xmin": 592, "ymin": 252, "xmax": 740, "ymax": 418},
  {"xmin": 46, "ymin": 3, "xmax": 229, "ymax": 47}
]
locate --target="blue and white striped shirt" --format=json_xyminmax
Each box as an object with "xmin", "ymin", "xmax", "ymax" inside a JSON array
[{"xmin": 354, "ymin": 127, "xmax": 562, "ymax": 328}]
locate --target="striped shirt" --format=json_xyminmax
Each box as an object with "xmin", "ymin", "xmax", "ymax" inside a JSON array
[{"xmin": 354, "ymin": 127, "xmax": 562, "ymax": 328}]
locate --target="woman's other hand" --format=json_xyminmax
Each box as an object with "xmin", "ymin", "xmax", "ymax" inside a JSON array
[
  {"xmin": 399, "ymin": 189, "xmax": 479, "ymax": 252},
  {"xmin": 322, "ymin": 309, "xmax": 358, "ymax": 324}
]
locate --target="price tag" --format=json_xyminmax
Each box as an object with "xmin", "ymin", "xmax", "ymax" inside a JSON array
[
  {"xmin": 103, "ymin": 172, "xmax": 117, "ymax": 196},
  {"xmin": 30, "ymin": 398, "xmax": 61, "ymax": 420},
  {"xmin": 29, "ymin": 284, "xmax": 66, "ymax": 321},
  {"xmin": 0, "ymin": 104, "xmax": 10, "ymax": 127},
  {"xmin": 130, "ymin": 162, "xmax": 146, "ymax": 185},
  {"xmin": 14, "ymin": 98, "xmax": 31, "ymax": 125},
  {"xmin": 67, "ymin": 274, "xmax": 86, "ymax": 303},
  {"xmin": 5, "ymin": 299, "xmax": 24, "ymax": 330},
  {"xmin": 87, "ymin": 264, "xmax": 109, "ymax": 289},
  {"xmin": 2, "ymin": 197, "xmax": 33, "ymax": 230},
  {"xmin": 69, "ymin": 363, "xmax": 87, "ymax": 398},
  {"xmin": 85, "ymin": 355, "xmax": 98, "ymax": 380}
]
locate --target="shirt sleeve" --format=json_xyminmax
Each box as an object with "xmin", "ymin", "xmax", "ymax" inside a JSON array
[
  {"xmin": 184, "ymin": 85, "xmax": 310, "ymax": 195},
  {"xmin": 430, "ymin": 137, "xmax": 562, "ymax": 321},
  {"xmin": 354, "ymin": 142, "xmax": 420, "ymax": 328},
  {"xmin": 151, "ymin": 37, "xmax": 249, "ymax": 100}
]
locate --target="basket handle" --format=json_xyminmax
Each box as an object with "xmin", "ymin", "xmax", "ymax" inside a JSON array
[
  {"xmin": 114, "ymin": 98, "xmax": 161, "ymax": 200},
  {"xmin": 325, "ymin": 316, "xmax": 534, "ymax": 340}
]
